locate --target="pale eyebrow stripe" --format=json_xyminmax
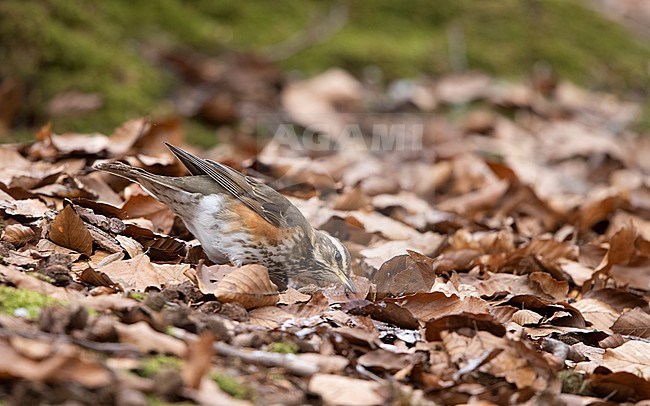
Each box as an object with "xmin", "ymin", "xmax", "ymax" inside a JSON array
[{"xmin": 327, "ymin": 233, "xmax": 348, "ymax": 266}]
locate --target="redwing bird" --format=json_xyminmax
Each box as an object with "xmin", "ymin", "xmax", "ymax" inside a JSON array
[{"xmin": 94, "ymin": 143, "xmax": 356, "ymax": 292}]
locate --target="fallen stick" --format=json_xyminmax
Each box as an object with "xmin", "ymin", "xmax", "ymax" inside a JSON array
[{"xmin": 213, "ymin": 341, "xmax": 319, "ymax": 376}]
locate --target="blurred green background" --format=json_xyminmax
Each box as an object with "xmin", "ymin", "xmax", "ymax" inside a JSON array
[{"xmin": 1, "ymin": 0, "xmax": 649, "ymax": 144}]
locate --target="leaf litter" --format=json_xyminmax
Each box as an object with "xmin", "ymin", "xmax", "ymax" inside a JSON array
[{"xmin": 1, "ymin": 67, "xmax": 650, "ymax": 405}]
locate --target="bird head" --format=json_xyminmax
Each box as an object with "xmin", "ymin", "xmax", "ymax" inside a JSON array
[{"xmin": 311, "ymin": 230, "xmax": 357, "ymax": 293}]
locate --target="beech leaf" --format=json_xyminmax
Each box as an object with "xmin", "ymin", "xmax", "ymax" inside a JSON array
[
  {"xmin": 49, "ymin": 205, "xmax": 93, "ymax": 255},
  {"xmin": 198, "ymin": 264, "xmax": 279, "ymax": 310}
]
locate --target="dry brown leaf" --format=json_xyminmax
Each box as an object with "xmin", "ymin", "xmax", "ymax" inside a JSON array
[
  {"xmin": 348, "ymin": 211, "xmax": 422, "ymax": 240},
  {"xmin": 512, "ymin": 309, "xmax": 544, "ymax": 326},
  {"xmin": 584, "ymin": 288, "xmax": 649, "ymax": 313},
  {"xmin": 373, "ymin": 253, "xmax": 437, "ymax": 298},
  {"xmin": 425, "ymin": 313, "xmax": 506, "ymax": 341},
  {"xmin": 572, "ymin": 298, "xmax": 620, "ymax": 333},
  {"xmin": 308, "ymin": 374, "xmax": 387, "ymax": 406},
  {"xmin": 602, "ymin": 340, "xmax": 650, "ymax": 379},
  {"xmin": 80, "ymin": 266, "xmax": 117, "ymax": 288},
  {"xmin": 282, "ymin": 69, "xmax": 361, "ymax": 141},
  {"xmin": 387, "ymin": 292, "xmax": 490, "ymax": 323},
  {"xmin": 49, "ymin": 205, "xmax": 93, "ymax": 255},
  {"xmin": 5, "ymin": 198, "xmax": 50, "ymax": 218},
  {"xmin": 49, "ymin": 132, "xmax": 109, "ymax": 154},
  {"xmin": 115, "ymin": 234, "xmax": 144, "ymax": 258},
  {"xmin": 322, "ymin": 275, "xmax": 371, "ymax": 302},
  {"xmin": 437, "ymin": 179, "xmax": 509, "ymax": 215},
  {"xmin": 372, "ymin": 192, "xmax": 452, "ymax": 230},
  {"xmin": 0, "ymin": 338, "xmax": 111, "ymax": 388},
  {"xmin": 78, "ymin": 294, "xmax": 139, "ymax": 312},
  {"xmin": 358, "ymin": 349, "xmax": 416, "ymax": 372},
  {"xmin": 107, "ymin": 117, "xmax": 150, "ymax": 156},
  {"xmin": 115, "ymin": 321, "xmax": 187, "ymax": 356},
  {"xmin": 1, "ymin": 264, "xmax": 85, "ymax": 303},
  {"xmin": 588, "ymin": 371, "xmax": 650, "ymax": 402},
  {"xmin": 248, "ymin": 306, "xmax": 294, "ymax": 328},
  {"xmin": 97, "ymin": 253, "xmax": 189, "ymax": 291},
  {"xmin": 121, "ymin": 190, "xmax": 176, "ymax": 234},
  {"xmin": 298, "ymin": 353, "xmax": 350, "ymax": 374},
  {"xmin": 359, "ymin": 233, "xmax": 444, "ymax": 272},
  {"xmin": 0, "ymin": 147, "xmax": 63, "ymax": 189},
  {"xmin": 611, "ymin": 308, "xmax": 650, "ymax": 338},
  {"xmin": 443, "ymin": 331, "xmax": 558, "ymax": 391},
  {"xmin": 182, "ymin": 332, "xmax": 215, "ymax": 389},
  {"xmin": 198, "ymin": 264, "xmax": 279, "ymax": 310},
  {"xmin": 278, "ymin": 288, "xmax": 312, "ymax": 305},
  {"xmin": 1, "ymin": 224, "xmax": 36, "ymax": 247},
  {"xmin": 558, "ymin": 259, "xmax": 595, "ymax": 287}
]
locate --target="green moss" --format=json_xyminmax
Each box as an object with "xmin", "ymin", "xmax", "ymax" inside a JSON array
[
  {"xmin": 267, "ymin": 341, "xmax": 299, "ymax": 354},
  {"xmin": 30, "ymin": 273, "xmax": 56, "ymax": 284},
  {"xmin": 0, "ymin": 286, "xmax": 63, "ymax": 319},
  {"xmin": 2, "ymin": 0, "xmax": 649, "ymax": 141},
  {"xmin": 559, "ymin": 370, "xmax": 591, "ymax": 395},
  {"xmin": 138, "ymin": 355, "xmax": 182, "ymax": 378},
  {"xmin": 184, "ymin": 120, "xmax": 220, "ymax": 150},
  {"xmin": 145, "ymin": 395, "xmax": 194, "ymax": 406},
  {"xmin": 129, "ymin": 292, "xmax": 145, "ymax": 301},
  {"xmin": 211, "ymin": 373, "xmax": 256, "ymax": 400}
]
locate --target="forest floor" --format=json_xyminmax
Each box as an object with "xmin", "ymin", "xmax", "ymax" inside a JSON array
[{"xmin": 1, "ymin": 67, "xmax": 650, "ymax": 404}]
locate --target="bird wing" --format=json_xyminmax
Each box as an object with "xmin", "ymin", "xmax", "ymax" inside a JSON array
[{"xmin": 165, "ymin": 143, "xmax": 297, "ymax": 229}]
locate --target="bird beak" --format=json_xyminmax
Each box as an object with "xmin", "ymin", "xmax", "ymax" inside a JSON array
[{"xmin": 338, "ymin": 272, "xmax": 357, "ymax": 293}]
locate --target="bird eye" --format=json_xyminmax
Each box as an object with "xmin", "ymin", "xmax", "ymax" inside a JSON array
[{"xmin": 335, "ymin": 251, "xmax": 342, "ymax": 264}]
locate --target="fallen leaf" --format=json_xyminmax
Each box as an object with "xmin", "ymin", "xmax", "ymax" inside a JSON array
[
  {"xmin": 511, "ymin": 309, "xmax": 544, "ymax": 326},
  {"xmin": 115, "ymin": 235, "xmax": 144, "ymax": 258},
  {"xmin": 248, "ymin": 306, "xmax": 294, "ymax": 328},
  {"xmin": 278, "ymin": 288, "xmax": 312, "ymax": 305},
  {"xmin": 98, "ymin": 253, "xmax": 189, "ymax": 291},
  {"xmin": 444, "ymin": 331, "xmax": 558, "ymax": 391},
  {"xmin": 602, "ymin": 340, "xmax": 650, "ymax": 379},
  {"xmin": 588, "ymin": 371, "xmax": 650, "ymax": 402},
  {"xmin": 0, "ymin": 338, "xmax": 111, "ymax": 388},
  {"xmin": 358, "ymin": 349, "xmax": 415, "ymax": 372},
  {"xmin": 298, "ymin": 353, "xmax": 350, "ymax": 374},
  {"xmin": 4, "ymin": 198, "xmax": 50, "ymax": 218},
  {"xmin": 387, "ymin": 292, "xmax": 490, "ymax": 323},
  {"xmin": 308, "ymin": 374, "xmax": 387, "ymax": 406},
  {"xmin": 121, "ymin": 191, "xmax": 176, "ymax": 234},
  {"xmin": 49, "ymin": 205, "xmax": 93, "ymax": 255},
  {"xmin": 572, "ymin": 298, "xmax": 620, "ymax": 333},
  {"xmin": 182, "ymin": 332, "xmax": 214, "ymax": 389},
  {"xmin": 198, "ymin": 264, "xmax": 279, "ymax": 310},
  {"xmin": 50, "ymin": 132, "xmax": 109, "ymax": 155},
  {"xmin": 373, "ymin": 254, "xmax": 437, "ymax": 298},
  {"xmin": 1, "ymin": 224, "xmax": 36, "ymax": 247},
  {"xmin": 115, "ymin": 321, "xmax": 187, "ymax": 356},
  {"xmin": 611, "ymin": 308, "xmax": 650, "ymax": 339},
  {"xmin": 425, "ymin": 313, "xmax": 506, "ymax": 341}
]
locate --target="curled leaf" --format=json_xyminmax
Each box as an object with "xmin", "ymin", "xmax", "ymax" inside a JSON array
[
  {"xmin": 198, "ymin": 264, "xmax": 279, "ymax": 310},
  {"xmin": 1, "ymin": 224, "xmax": 36, "ymax": 247}
]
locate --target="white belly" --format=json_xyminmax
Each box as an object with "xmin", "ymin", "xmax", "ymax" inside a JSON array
[{"xmin": 184, "ymin": 194, "xmax": 252, "ymax": 264}]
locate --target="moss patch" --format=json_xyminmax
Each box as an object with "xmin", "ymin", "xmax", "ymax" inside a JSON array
[
  {"xmin": 0, "ymin": 286, "xmax": 63, "ymax": 319},
  {"xmin": 128, "ymin": 292, "xmax": 145, "ymax": 301},
  {"xmin": 211, "ymin": 373, "xmax": 256, "ymax": 400},
  {"xmin": 267, "ymin": 341, "xmax": 299, "ymax": 354},
  {"xmin": 2, "ymin": 0, "xmax": 649, "ymax": 139},
  {"xmin": 559, "ymin": 370, "xmax": 591, "ymax": 396},
  {"xmin": 137, "ymin": 355, "xmax": 182, "ymax": 378}
]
